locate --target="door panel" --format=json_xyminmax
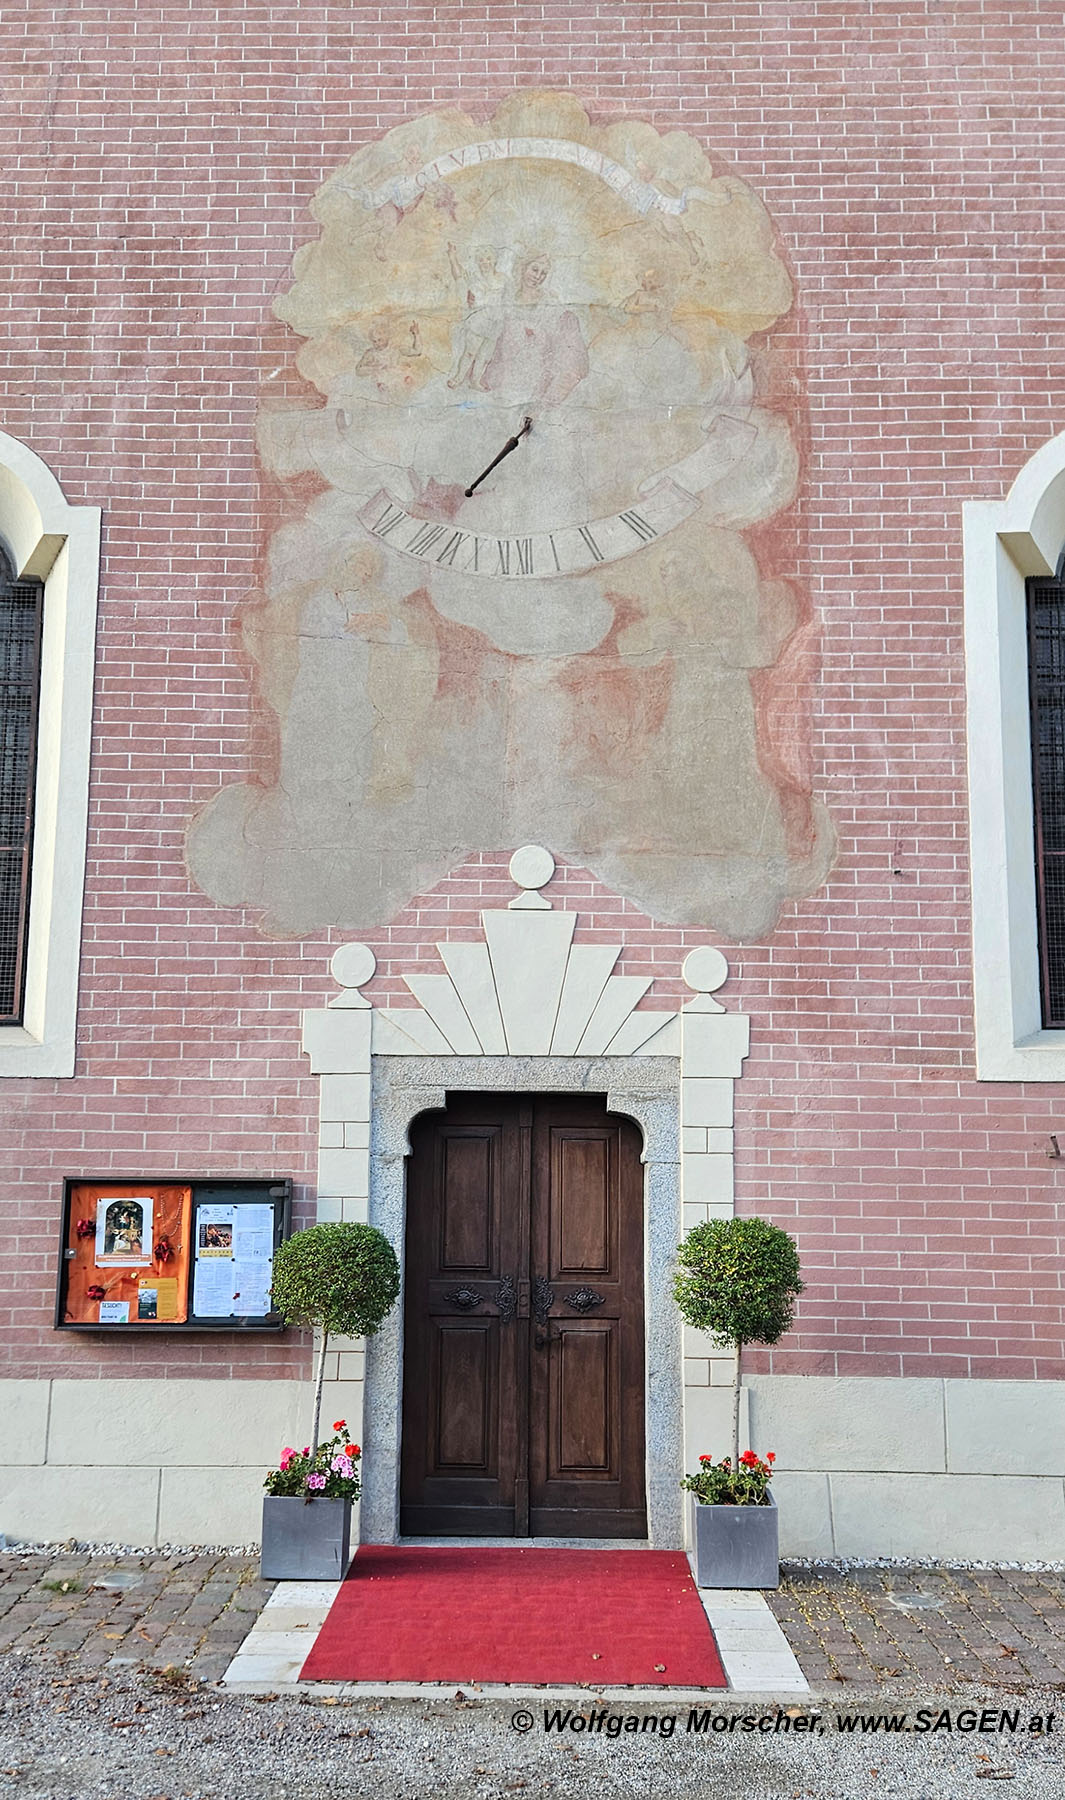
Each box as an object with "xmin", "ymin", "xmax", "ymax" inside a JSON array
[
  {"xmin": 435, "ymin": 1323, "xmax": 494, "ymax": 1468},
  {"xmin": 555, "ymin": 1323, "xmax": 612, "ymax": 1469},
  {"xmin": 401, "ymin": 1093, "xmax": 645, "ymax": 1538},
  {"xmin": 557, "ymin": 1133, "xmax": 611, "ymax": 1273},
  {"xmin": 401, "ymin": 1102, "xmax": 526, "ymax": 1536},
  {"xmin": 439, "ymin": 1132, "xmax": 495, "ymax": 1270},
  {"xmin": 528, "ymin": 1099, "xmax": 646, "ymax": 1537}
]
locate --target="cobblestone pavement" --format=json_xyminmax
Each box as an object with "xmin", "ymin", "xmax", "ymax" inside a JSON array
[
  {"xmin": 0, "ymin": 1552, "xmax": 275, "ymax": 1685},
  {"xmin": 768, "ymin": 1565, "xmax": 1065, "ymax": 1694},
  {"xmin": 1, "ymin": 1550, "xmax": 1064, "ymax": 1697}
]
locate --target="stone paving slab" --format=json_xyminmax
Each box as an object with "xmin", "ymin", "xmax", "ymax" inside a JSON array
[{"xmin": 1, "ymin": 1549, "xmax": 1064, "ymax": 1697}]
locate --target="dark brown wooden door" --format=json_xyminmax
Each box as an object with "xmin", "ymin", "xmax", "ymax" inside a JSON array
[{"xmin": 400, "ymin": 1093, "xmax": 646, "ymax": 1539}]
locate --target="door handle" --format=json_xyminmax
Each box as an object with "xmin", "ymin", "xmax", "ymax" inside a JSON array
[
  {"xmin": 495, "ymin": 1274, "xmax": 517, "ymax": 1323},
  {"xmin": 532, "ymin": 1276, "xmax": 555, "ymax": 1348}
]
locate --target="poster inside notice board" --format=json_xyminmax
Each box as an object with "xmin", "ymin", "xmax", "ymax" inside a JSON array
[{"xmin": 57, "ymin": 1179, "xmax": 291, "ymax": 1330}]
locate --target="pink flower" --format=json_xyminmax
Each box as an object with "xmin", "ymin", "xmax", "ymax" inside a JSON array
[
  {"xmin": 330, "ymin": 1455, "xmax": 353, "ymax": 1474},
  {"xmin": 306, "ymin": 1473, "xmax": 326, "ymax": 1491},
  {"xmin": 302, "ymin": 1447, "xmax": 310, "ymax": 1456}
]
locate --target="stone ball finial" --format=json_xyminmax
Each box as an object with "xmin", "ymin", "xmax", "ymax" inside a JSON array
[
  {"xmin": 508, "ymin": 843, "xmax": 556, "ymax": 891},
  {"xmin": 682, "ymin": 945, "xmax": 729, "ymax": 995},
  {"xmin": 330, "ymin": 942, "xmax": 377, "ymax": 991},
  {"xmin": 507, "ymin": 844, "xmax": 556, "ymax": 908}
]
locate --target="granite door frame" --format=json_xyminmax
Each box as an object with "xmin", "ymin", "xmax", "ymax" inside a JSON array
[{"xmin": 359, "ymin": 1053, "xmax": 683, "ymax": 1547}]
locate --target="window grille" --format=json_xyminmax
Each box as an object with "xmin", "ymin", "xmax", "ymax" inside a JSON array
[
  {"xmin": 1027, "ymin": 576, "xmax": 1065, "ymax": 1027},
  {"xmin": 0, "ymin": 547, "xmax": 43, "ymax": 1022}
]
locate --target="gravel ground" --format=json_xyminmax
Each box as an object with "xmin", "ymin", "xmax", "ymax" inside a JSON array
[
  {"xmin": 8, "ymin": 1543, "xmax": 1062, "ymax": 1575},
  {"xmin": 1, "ymin": 1654, "xmax": 1064, "ymax": 1799}
]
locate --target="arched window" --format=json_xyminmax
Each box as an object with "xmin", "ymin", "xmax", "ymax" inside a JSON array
[
  {"xmin": 0, "ymin": 431, "xmax": 100, "ymax": 1076},
  {"xmin": 965, "ymin": 431, "xmax": 1065, "ymax": 1076},
  {"xmin": 0, "ymin": 546, "xmax": 43, "ymax": 1021}
]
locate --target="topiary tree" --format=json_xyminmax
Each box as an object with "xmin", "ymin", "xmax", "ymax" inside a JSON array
[
  {"xmin": 673, "ymin": 1217, "xmax": 803, "ymax": 1477},
  {"xmin": 271, "ymin": 1222, "xmax": 400, "ymax": 1459}
]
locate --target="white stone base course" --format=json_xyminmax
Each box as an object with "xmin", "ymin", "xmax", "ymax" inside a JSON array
[
  {"xmin": 745, "ymin": 1375, "xmax": 1065, "ymax": 1562},
  {"xmin": 1, "ymin": 1373, "xmax": 1062, "ymax": 1557},
  {"xmin": 0, "ymin": 1378, "xmax": 307, "ymax": 1545}
]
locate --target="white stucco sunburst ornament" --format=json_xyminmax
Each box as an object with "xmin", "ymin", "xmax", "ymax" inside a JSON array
[{"xmin": 334, "ymin": 846, "xmax": 685, "ymax": 1057}]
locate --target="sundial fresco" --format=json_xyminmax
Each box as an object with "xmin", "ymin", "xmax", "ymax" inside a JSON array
[{"xmin": 187, "ymin": 92, "xmax": 834, "ymax": 935}]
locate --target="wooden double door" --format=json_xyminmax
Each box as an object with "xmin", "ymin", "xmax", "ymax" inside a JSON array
[{"xmin": 400, "ymin": 1093, "xmax": 646, "ymax": 1538}]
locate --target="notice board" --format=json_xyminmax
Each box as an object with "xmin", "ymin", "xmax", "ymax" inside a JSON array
[{"xmin": 56, "ymin": 1177, "xmax": 292, "ymax": 1331}]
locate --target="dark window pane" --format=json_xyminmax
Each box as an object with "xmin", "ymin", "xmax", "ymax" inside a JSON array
[
  {"xmin": 0, "ymin": 547, "xmax": 43, "ymax": 1021},
  {"xmin": 1040, "ymin": 855, "xmax": 1065, "ymax": 1025}
]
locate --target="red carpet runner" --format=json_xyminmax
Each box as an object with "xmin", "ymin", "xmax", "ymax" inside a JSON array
[{"xmin": 299, "ymin": 1545, "xmax": 727, "ymax": 1687}]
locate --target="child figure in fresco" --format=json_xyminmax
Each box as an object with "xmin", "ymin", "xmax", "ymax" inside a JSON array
[
  {"xmin": 446, "ymin": 243, "xmax": 507, "ymax": 389},
  {"xmin": 622, "ymin": 266, "xmax": 670, "ymax": 317},
  {"xmin": 342, "ymin": 315, "xmax": 427, "ymax": 410}
]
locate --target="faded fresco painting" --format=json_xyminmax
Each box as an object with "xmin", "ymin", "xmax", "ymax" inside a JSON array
[{"xmin": 188, "ymin": 92, "xmax": 834, "ymax": 935}]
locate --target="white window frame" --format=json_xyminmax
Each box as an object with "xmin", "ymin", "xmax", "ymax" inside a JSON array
[
  {"xmin": 0, "ymin": 432, "xmax": 100, "ymax": 1076},
  {"xmin": 964, "ymin": 430, "xmax": 1065, "ymax": 1078}
]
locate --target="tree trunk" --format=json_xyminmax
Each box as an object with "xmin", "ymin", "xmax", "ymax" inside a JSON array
[
  {"xmin": 310, "ymin": 1326, "xmax": 330, "ymax": 1456},
  {"xmin": 732, "ymin": 1343, "xmax": 742, "ymax": 1473}
]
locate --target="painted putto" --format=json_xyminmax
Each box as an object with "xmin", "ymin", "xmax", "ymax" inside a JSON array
[{"xmin": 188, "ymin": 92, "xmax": 834, "ymax": 935}]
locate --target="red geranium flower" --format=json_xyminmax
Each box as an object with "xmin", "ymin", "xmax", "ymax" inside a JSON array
[
  {"xmin": 332, "ymin": 1420, "xmax": 347, "ymax": 1431},
  {"xmin": 350, "ymin": 1444, "xmax": 360, "ymax": 1457},
  {"xmin": 766, "ymin": 1452, "xmax": 776, "ymax": 1463}
]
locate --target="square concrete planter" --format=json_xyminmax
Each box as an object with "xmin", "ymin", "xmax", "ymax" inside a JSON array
[
  {"xmin": 261, "ymin": 1496, "xmax": 352, "ymax": 1580},
  {"xmin": 689, "ymin": 1489, "xmax": 778, "ymax": 1589}
]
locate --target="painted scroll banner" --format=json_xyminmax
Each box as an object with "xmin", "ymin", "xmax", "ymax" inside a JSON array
[{"xmin": 360, "ymin": 136, "xmax": 713, "ymax": 218}]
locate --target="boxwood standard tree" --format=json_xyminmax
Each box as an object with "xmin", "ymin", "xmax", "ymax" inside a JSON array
[
  {"xmin": 673, "ymin": 1217, "xmax": 803, "ymax": 1476},
  {"xmin": 271, "ymin": 1222, "xmax": 400, "ymax": 1457}
]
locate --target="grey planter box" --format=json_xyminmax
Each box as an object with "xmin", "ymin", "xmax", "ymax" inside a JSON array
[
  {"xmin": 689, "ymin": 1489, "xmax": 778, "ymax": 1589},
  {"xmin": 261, "ymin": 1496, "xmax": 352, "ymax": 1581}
]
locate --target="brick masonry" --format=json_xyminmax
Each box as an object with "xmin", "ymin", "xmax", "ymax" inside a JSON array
[{"xmin": 1, "ymin": 4, "xmax": 1063, "ymax": 1386}]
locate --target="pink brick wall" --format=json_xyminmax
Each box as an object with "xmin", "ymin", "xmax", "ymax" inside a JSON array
[{"xmin": 2, "ymin": 2, "xmax": 1063, "ymax": 1381}]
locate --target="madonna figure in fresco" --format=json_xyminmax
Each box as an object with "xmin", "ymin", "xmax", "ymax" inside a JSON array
[{"xmin": 474, "ymin": 253, "xmax": 589, "ymax": 409}]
